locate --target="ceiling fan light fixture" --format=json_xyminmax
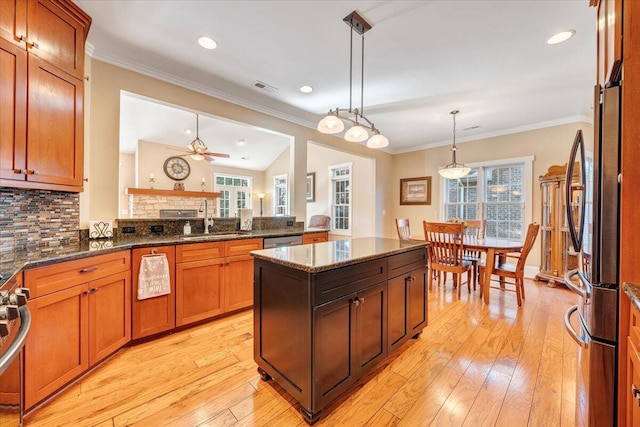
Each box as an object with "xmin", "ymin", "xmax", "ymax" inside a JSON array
[
  {"xmin": 344, "ymin": 125, "xmax": 369, "ymax": 142},
  {"xmin": 317, "ymin": 112, "xmax": 345, "ymax": 134},
  {"xmin": 190, "ymin": 153, "xmax": 205, "ymax": 161},
  {"xmin": 438, "ymin": 110, "xmax": 471, "ymax": 180},
  {"xmin": 366, "ymin": 133, "xmax": 389, "ymax": 149},
  {"xmin": 316, "ymin": 11, "xmax": 389, "ymax": 149}
]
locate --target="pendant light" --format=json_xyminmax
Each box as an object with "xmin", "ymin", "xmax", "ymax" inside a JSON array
[
  {"xmin": 438, "ymin": 110, "xmax": 471, "ymax": 180},
  {"xmin": 317, "ymin": 11, "xmax": 389, "ymax": 149},
  {"xmin": 186, "ymin": 114, "xmax": 208, "ymax": 160}
]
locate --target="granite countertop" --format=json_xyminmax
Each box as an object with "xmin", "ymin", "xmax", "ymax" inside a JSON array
[
  {"xmin": 251, "ymin": 237, "xmax": 427, "ymax": 273},
  {"xmin": 0, "ymin": 228, "xmax": 327, "ymax": 286},
  {"xmin": 623, "ymin": 282, "xmax": 640, "ymax": 313}
]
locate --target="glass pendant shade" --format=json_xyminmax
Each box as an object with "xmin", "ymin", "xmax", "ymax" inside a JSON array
[
  {"xmin": 317, "ymin": 115, "xmax": 345, "ymax": 134},
  {"xmin": 438, "ymin": 164, "xmax": 471, "ymax": 180},
  {"xmin": 367, "ymin": 133, "xmax": 389, "ymax": 149},
  {"xmin": 344, "ymin": 125, "xmax": 369, "ymax": 142}
]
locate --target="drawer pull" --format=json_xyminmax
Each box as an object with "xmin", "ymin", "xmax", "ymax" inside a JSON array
[
  {"xmin": 633, "ymin": 384, "xmax": 640, "ymax": 406},
  {"xmin": 79, "ymin": 267, "xmax": 98, "ymax": 274}
]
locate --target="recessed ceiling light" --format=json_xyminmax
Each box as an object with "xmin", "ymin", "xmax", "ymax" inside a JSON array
[
  {"xmin": 236, "ymin": 139, "xmax": 246, "ymax": 146},
  {"xmin": 241, "ymin": 156, "xmax": 250, "ymax": 160},
  {"xmin": 184, "ymin": 128, "xmax": 192, "ymax": 135},
  {"xmin": 300, "ymin": 85, "xmax": 314, "ymax": 93},
  {"xmin": 547, "ymin": 30, "xmax": 575, "ymax": 45},
  {"xmin": 197, "ymin": 36, "xmax": 217, "ymax": 50}
]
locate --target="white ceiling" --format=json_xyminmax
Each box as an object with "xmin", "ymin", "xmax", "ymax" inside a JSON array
[
  {"xmin": 119, "ymin": 93, "xmax": 292, "ymax": 171},
  {"xmin": 82, "ymin": 0, "xmax": 596, "ymax": 156}
]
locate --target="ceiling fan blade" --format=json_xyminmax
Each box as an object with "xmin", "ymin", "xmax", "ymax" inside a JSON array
[{"xmin": 203, "ymin": 152, "xmax": 230, "ymax": 158}]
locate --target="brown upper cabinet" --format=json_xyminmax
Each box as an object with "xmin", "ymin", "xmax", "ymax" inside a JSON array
[
  {"xmin": 1, "ymin": 0, "xmax": 90, "ymax": 79},
  {"xmin": 0, "ymin": 0, "xmax": 90, "ymax": 192}
]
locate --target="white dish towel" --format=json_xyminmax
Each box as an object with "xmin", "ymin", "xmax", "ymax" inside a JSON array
[{"xmin": 137, "ymin": 253, "xmax": 171, "ymax": 300}]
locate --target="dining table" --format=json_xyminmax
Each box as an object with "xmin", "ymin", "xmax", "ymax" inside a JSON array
[{"xmin": 463, "ymin": 237, "xmax": 524, "ymax": 304}]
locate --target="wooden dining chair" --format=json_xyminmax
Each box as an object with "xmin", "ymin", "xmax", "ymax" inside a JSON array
[
  {"xmin": 395, "ymin": 218, "xmax": 412, "ymax": 240},
  {"xmin": 463, "ymin": 219, "xmax": 486, "ymax": 289},
  {"xmin": 423, "ymin": 221, "xmax": 472, "ymax": 297},
  {"xmin": 479, "ymin": 222, "xmax": 540, "ymax": 306}
]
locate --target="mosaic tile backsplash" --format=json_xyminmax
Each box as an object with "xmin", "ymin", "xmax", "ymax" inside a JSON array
[{"xmin": 0, "ymin": 188, "xmax": 80, "ymax": 252}]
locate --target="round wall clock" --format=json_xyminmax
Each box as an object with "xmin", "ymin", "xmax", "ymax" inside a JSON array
[{"xmin": 163, "ymin": 156, "xmax": 191, "ymax": 181}]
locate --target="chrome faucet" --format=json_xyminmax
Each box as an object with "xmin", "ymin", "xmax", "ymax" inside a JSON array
[{"xmin": 199, "ymin": 198, "xmax": 212, "ymax": 234}]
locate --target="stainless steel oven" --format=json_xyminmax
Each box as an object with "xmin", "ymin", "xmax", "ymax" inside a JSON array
[
  {"xmin": 0, "ymin": 275, "xmax": 31, "ymax": 427},
  {"xmin": 563, "ymin": 71, "xmax": 621, "ymax": 426}
]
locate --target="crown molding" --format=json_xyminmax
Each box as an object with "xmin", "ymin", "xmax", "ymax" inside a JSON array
[
  {"xmin": 389, "ymin": 115, "xmax": 593, "ymax": 154},
  {"xmin": 87, "ymin": 49, "xmax": 317, "ymax": 132}
]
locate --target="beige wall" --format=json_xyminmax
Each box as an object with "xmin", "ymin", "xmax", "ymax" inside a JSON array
[
  {"xmin": 263, "ymin": 146, "xmax": 291, "ymax": 216},
  {"xmin": 85, "ymin": 58, "xmax": 393, "ymax": 235},
  {"xmin": 307, "ymin": 142, "xmax": 376, "ymax": 237},
  {"xmin": 390, "ymin": 121, "xmax": 594, "ymax": 269}
]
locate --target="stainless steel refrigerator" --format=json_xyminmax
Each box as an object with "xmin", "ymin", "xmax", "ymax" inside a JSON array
[{"xmin": 563, "ymin": 68, "xmax": 621, "ymax": 426}]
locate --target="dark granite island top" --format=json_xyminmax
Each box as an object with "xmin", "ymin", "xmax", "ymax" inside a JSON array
[
  {"xmin": 250, "ymin": 237, "xmax": 427, "ymax": 273},
  {"xmin": 251, "ymin": 237, "xmax": 429, "ymax": 423}
]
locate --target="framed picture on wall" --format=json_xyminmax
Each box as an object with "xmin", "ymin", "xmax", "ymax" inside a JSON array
[
  {"xmin": 306, "ymin": 172, "xmax": 316, "ymax": 202},
  {"xmin": 400, "ymin": 176, "xmax": 432, "ymax": 205}
]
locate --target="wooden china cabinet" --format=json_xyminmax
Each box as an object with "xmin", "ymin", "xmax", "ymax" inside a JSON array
[{"xmin": 535, "ymin": 164, "xmax": 580, "ymax": 286}]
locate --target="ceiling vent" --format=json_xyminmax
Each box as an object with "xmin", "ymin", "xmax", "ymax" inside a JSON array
[{"xmin": 252, "ymin": 80, "xmax": 278, "ymax": 93}]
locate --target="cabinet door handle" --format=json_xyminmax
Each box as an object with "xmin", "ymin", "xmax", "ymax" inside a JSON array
[
  {"xmin": 19, "ymin": 36, "xmax": 38, "ymax": 49},
  {"xmin": 79, "ymin": 267, "xmax": 98, "ymax": 274},
  {"xmin": 352, "ymin": 297, "xmax": 360, "ymax": 307},
  {"xmin": 12, "ymin": 169, "xmax": 27, "ymax": 175},
  {"xmin": 83, "ymin": 290, "xmax": 91, "ymax": 296},
  {"xmin": 90, "ymin": 287, "xmax": 99, "ymax": 293},
  {"xmin": 633, "ymin": 384, "xmax": 640, "ymax": 406}
]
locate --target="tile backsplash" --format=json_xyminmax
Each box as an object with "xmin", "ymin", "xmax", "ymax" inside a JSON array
[{"xmin": 0, "ymin": 188, "xmax": 79, "ymax": 252}]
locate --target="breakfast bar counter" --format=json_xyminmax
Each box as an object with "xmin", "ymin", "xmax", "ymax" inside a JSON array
[{"xmin": 251, "ymin": 237, "xmax": 428, "ymax": 423}]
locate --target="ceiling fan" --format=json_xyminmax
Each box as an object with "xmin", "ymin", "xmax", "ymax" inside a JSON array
[{"xmin": 170, "ymin": 114, "xmax": 230, "ymax": 161}]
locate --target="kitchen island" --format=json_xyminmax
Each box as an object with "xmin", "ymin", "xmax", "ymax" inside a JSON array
[{"xmin": 251, "ymin": 237, "xmax": 428, "ymax": 423}]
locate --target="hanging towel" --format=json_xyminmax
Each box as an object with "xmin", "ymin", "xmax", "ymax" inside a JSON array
[{"xmin": 138, "ymin": 253, "xmax": 171, "ymax": 300}]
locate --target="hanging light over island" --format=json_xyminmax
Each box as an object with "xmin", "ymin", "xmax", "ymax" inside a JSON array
[{"xmin": 317, "ymin": 11, "xmax": 389, "ymax": 149}]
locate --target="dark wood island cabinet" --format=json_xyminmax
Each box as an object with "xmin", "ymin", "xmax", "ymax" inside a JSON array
[{"xmin": 252, "ymin": 237, "xmax": 428, "ymax": 424}]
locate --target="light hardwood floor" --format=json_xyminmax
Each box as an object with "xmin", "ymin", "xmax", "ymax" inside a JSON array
[{"xmin": 25, "ymin": 278, "xmax": 579, "ymax": 427}]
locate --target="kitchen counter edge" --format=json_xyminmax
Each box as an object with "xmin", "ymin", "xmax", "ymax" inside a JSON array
[{"xmin": 0, "ymin": 228, "xmax": 327, "ymax": 286}]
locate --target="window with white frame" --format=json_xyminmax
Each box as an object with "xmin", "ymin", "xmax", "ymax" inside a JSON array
[
  {"xmin": 273, "ymin": 174, "xmax": 288, "ymax": 215},
  {"xmin": 442, "ymin": 157, "xmax": 533, "ymax": 241},
  {"xmin": 330, "ymin": 163, "xmax": 352, "ymax": 234},
  {"xmin": 214, "ymin": 174, "xmax": 251, "ymax": 218}
]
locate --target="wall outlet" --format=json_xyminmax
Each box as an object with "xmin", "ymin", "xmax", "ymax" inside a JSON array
[
  {"xmin": 122, "ymin": 226, "xmax": 136, "ymax": 234},
  {"xmin": 286, "ymin": 220, "xmax": 294, "ymax": 226},
  {"xmin": 150, "ymin": 225, "xmax": 164, "ymax": 233}
]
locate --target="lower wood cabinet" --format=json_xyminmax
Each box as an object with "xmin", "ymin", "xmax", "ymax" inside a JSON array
[
  {"xmin": 302, "ymin": 231, "xmax": 329, "ymax": 244},
  {"xmin": 627, "ymin": 300, "xmax": 640, "ymax": 426},
  {"xmin": 131, "ymin": 245, "xmax": 176, "ymax": 340},
  {"xmin": 24, "ymin": 268, "xmax": 130, "ymax": 409},
  {"xmin": 174, "ymin": 238, "xmax": 262, "ymax": 327},
  {"xmin": 254, "ymin": 246, "xmax": 428, "ymax": 423},
  {"xmin": 176, "ymin": 243, "xmax": 224, "ymax": 326},
  {"xmin": 313, "ymin": 282, "xmax": 387, "ymax": 410}
]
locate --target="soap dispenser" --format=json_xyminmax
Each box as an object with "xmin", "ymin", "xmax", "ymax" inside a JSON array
[{"xmin": 183, "ymin": 221, "xmax": 191, "ymax": 235}]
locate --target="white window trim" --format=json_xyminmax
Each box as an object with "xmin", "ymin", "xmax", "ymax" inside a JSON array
[
  {"xmin": 439, "ymin": 155, "xmax": 534, "ymax": 239},
  {"xmin": 273, "ymin": 173, "xmax": 289, "ymax": 216},
  {"xmin": 213, "ymin": 174, "xmax": 253, "ymax": 217},
  {"xmin": 328, "ymin": 162, "xmax": 353, "ymax": 236}
]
